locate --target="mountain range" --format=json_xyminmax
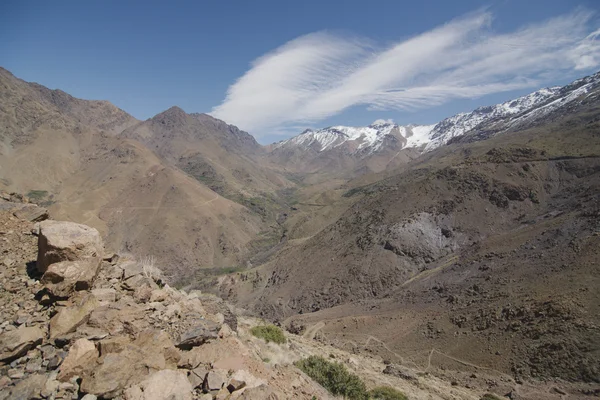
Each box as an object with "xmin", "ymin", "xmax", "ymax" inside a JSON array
[
  {"xmin": 1, "ymin": 66, "xmax": 599, "ymax": 392},
  {"xmin": 271, "ymin": 72, "xmax": 600, "ymax": 172}
]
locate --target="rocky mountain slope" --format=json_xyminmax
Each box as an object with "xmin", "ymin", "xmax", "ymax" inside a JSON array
[
  {"xmin": 120, "ymin": 106, "xmax": 291, "ymax": 206},
  {"xmin": 2, "ymin": 66, "xmax": 600, "ymax": 400},
  {"xmin": 221, "ymin": 82, "xmax": 600, "ymax": 394},
  {"xmin": 270, "ymin": 72, "xmax": 600, "ymax": 176},
  {"xmin": 0, "ymin": 209, "xmax": 332, "ymax": 399},
  {"xmin": 1, "ymin": 208, "xmax": 510, "ymax": 400},
  {"xmin": 3, "ymin": 66, "xmax": 598, "ymax": 278},
  {"xmin": 0, "ymin": 68, "xmax": 288, "ymax": 279}
]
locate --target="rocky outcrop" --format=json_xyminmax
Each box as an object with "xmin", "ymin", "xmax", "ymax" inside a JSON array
[
  {"xmin": 0, "ymin": 195, "xmax": 49, "ymax": 223},
  {"xmin": 12, "ymin": 204, "xmax": 49, "ymax": 222},
  {"xmin": 80, "ymin": 330, "xmax": 180, "ymax": 398},
  {"xmin": 36, "ymin": 220, "xmax": 103, "ymax": 274},
  {"xmin": 0, "ymin": 212, "xmax": 332, "ymax": 400}
]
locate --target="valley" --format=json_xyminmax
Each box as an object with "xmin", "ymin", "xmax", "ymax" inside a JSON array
[{"xmin": 1, "ymin": 66, "xmax": 600, "ymax": 399}]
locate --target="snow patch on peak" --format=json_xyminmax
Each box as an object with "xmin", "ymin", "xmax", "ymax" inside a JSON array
[{"xmin": 405, "ymin": 124, "xmax": 436, "ymax": 148}]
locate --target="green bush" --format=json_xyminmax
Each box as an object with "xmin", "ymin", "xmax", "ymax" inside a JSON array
[
  {"xmin": 27, "ymin": 189, "xmax": 49, "ymax": 201},
  {"xmin": 480, "ymin": 395, "xmax": 503, "ymax": 400},
  {"xmin": 294, "ymin": 356, "xmax": 369, "ymax": 400},
  {"xmin": 250, "ymin": 325, "xmax": 286, "ymax": 344},
  {"xmin": 370, "ymin": 386, "xmax": 408, "ymax": 400}
]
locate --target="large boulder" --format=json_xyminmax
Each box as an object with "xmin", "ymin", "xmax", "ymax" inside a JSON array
[
  {"xmin": 123, "ymin": 370, "xmax": 192, "ymax": 400},
  {"xmin": 37, "ymin": 220, "xmax": 103, "ymax": 274},
  {"xmin": 41, "ymin": 261, "xmax": 100, "ymax": 297},
  {"xmin": 49, "ymin": 294, "xmax": 99, "ymax": 339},
  {"xmin": 0, "ymin": 325, "xmax": 45, "ymax": 362}
]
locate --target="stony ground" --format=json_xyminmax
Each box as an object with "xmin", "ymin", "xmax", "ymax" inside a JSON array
[
  {"xmin": 2, "ymin": 207, "xmax": 498, "ymax": 400},
  {"xmin": 0, "ymin": 209, "xmax": 335, "ymax": 400}
]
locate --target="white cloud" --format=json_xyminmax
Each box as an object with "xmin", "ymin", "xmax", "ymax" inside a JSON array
[
  {"xmin": 211, "ymin": 9, "xmax": 600, "ymax": 137},
  {"xmin": 372, "ymin": 119, "xmax": 395, "ymax": 125}
]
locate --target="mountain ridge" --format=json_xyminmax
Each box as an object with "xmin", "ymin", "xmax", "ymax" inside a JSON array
[{"xmin": 271, "ymin": 72, "xmax": 600, "ymax": 159}]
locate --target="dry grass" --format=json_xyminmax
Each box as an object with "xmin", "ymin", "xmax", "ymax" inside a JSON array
[{"xmin": 139, "ymin": 255, "xmax": 167, "ymax": 284}]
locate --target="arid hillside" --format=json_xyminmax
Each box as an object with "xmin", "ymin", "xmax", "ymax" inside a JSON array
[
  {"xmin": 219, "ymin": 87, "xmax": 600, "ymax": 391},
  {"xmin": 0, "ymin": 68, "xmax": 273, "ymax": 277}
]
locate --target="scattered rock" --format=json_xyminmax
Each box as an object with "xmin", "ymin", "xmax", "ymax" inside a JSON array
[
  {"xmin": 237, "ymin": 384, "xmax": 283, "ymax": 399},
  {"xmin": 127, "ymin": 369, "xmax": 193, "ymax": 400},
  {"xmin": 383, "ymin": 364, "xmax": 419, "ymax": 382},
  {"xmin": 91, "ymin": 287, "xmax": 117, "ymax": 303},
  {"xmin": 176, "ymin": 320, "xmax": 220, "ymax": 350},
  {"xmin": 13, "ymin": 204, "xmax": 49, "ymax": 222},
  {"xmin": 98, "ymin": 336, "xmax": 131, "ymax": 356},
  {"xmin": 80, "ymin": 330, "xmax": 179, "ymax": 398},
  {"xmin": 9, "ymin": 373, "xmax": 47, "ymax": 400},
  {"xmin": 187, "ymin": 367, "xmax": 207, "ymax": 389},
  {"xmin": 205, "ymin": 370, "xmax": 227, "ymax": 392},
  {"xmin": 227, "ymin": 378, "xmax": 246, "ymax": 393},
  {"xmin": 0, "ymin": 325, "xmax": 45, "ymax": 361},
  {"xmin": 58, "ymin": 338, "xmax": 99, "ymax": 381},
  {"xmin": 49, "ymin": 294, "xmax": 99, "ymax": 339}
]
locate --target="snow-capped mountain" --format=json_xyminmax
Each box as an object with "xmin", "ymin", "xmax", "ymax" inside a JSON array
[
  {"xmin": 273, "ymin": 71, "xmax": 600, "ymax": 156},
  {"xmin": 273, "ymin": 121, "xmax": 420, "ymax": 155}
]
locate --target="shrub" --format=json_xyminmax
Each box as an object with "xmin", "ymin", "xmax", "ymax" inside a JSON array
[
  {"xmin": 139, "ymin": 255, "xmax": 165, "ymax": 284},
  {"xmin": 27, "ymin": 189, "xmax": 49, "ymax": 201},
  {"xmin": 294, "ymin": 356, "xmax": 369, "ymax": 400},
  {"xmin": 370, "ymin": 386, "xmax": 408, "ymax": 400},
  {"xmin": 480, "ymin": 395, "xmax": 503, "ymax": 400},
  {"xmin": 250, "ymin": 325, "xmax": 286, "ymax": 344}
]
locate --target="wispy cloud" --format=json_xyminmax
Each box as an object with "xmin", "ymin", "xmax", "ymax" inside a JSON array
[{"xmin": 211, "ymin": 9, "xmax": 600, "ymax": 137}]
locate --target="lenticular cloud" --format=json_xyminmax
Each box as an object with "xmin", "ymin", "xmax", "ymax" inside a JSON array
[{"xmin": 211, "ymin": 9, "xmax": 600, "ymax": 137}]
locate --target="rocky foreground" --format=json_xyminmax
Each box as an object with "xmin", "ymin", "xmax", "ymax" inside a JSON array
[
  {"xmin": 1, "ymin": 202, "xmax": 552, "ymax": 400},
  {"xmin": 0, "ymin": 208, "xmax": 338, "ymax": 400}
]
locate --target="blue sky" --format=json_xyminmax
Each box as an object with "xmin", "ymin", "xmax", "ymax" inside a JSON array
[{"xmin": 1, "ymin": 0, "xmax": 599, "ymax": 144}]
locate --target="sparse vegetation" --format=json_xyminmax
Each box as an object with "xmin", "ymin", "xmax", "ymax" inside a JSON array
[
  {"xmin": 26, "ymin": 189, "xmax": 49, "ymax": 201},
  {"xmin": 480, "ymin": 394, "xmax": 503, "ymax": 400},
  {"xmin": 250, "ymin": 324, "xmax": 286, "ymax": 344},
  {"xmin": 294, "ymin": 355, "xmax": 369, "ymax": 400},
  {"xmin": 26, "ymin": 189, "xmax": 55, "ymax": 206},
  {"xmin": 342, "ymin": 186, "xmax": 365, "ymax": 198},
  {"xmin": 528, "ymin": 190, "xmax": 539, "ymax": 203},
  {"xmin": 139, "ymin": 255, "xmax": 166, "ymax": 285},
  {"xmin": 218, "ymin": 266, "xmax": 244, "ymax": 275},
  {"xmin": 369, "ymin": 386, "xmax": 408, "ymax": 400}
]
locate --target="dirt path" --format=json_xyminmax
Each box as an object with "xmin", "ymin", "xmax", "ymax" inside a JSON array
[{"xmin": 402, "ymin": 254, "xmax": 459, "ymax": 286}]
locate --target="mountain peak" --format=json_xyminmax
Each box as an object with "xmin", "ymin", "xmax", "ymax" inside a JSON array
[{"xmin": 150, "ymin": 106, "xmax": 188, "ymax": 127}]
